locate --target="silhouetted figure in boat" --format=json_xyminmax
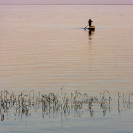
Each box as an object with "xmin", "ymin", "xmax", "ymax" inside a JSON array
[{"xmin": 88, "ymin": 19, "xmax": 93, "ymax": 27}]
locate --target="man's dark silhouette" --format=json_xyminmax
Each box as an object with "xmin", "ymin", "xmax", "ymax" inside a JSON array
[{"xmin": 88, "ymin": 19, "xmax": 93, "ymax": 27}]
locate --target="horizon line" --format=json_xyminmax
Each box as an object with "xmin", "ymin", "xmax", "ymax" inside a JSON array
[{"xmin": 0, "ymin": 4, "xmax": 133, "ymax": 5}]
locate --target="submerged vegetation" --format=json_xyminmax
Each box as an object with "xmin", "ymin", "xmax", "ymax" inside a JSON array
[{"xmin": 0, "ymin": 89, "xmax": 133, "ymax": 121}]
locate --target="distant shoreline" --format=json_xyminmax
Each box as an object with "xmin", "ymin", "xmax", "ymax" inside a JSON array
[{"xmin": 0, "ymin": 4, "xmax": 133, "ymax": 5}]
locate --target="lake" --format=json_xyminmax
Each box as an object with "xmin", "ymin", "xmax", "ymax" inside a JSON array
[{"xmin": 0, "ymin": 5, "xmax": 133, "ymax": 133}]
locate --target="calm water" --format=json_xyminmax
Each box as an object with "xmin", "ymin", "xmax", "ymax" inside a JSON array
[{"xmin": 0, "ymin": 5, "xmax": 133, "ymax": 133}]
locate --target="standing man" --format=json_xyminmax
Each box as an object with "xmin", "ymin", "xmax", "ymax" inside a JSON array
[{"xmin": 88, "ymin": 19, "xmax": 93, "ymax": 27}]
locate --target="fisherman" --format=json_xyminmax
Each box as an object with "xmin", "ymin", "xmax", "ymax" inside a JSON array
[
  {"xmin": 88, "ymin": 19, "xmax": 93, "ymax": 27},
  {"xmin": 84, "ymin": 19, "xmax": 94, "ymax": 30}
]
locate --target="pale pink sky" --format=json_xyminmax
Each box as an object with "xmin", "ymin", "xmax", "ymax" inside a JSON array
[{"xmin": 0, "ymin": 0, "xmax": 133, "ymax": 4}]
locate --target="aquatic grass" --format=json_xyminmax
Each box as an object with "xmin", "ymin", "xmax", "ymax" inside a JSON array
[
  {"xmin": 0, "ymin": 89, "xmax": 133, "ymax": 121},
  {"xmin": 118, "ymin": 92, "xmax": 133, "ymax": 113}
]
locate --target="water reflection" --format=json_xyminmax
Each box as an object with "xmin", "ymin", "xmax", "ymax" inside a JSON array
[
  {"xmin": 87, "ymin": 30, "xmax": 95, "ymax": 71},
  {"xmin": 88, "ymin": 30, "xmax": 95, "ymax": 41},
  {"xmin": 0, "ymin": 90, "xmax": 133, "ymax": 121}
]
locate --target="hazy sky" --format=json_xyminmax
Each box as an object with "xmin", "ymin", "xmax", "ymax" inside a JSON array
[{"xmin": 0, "ymin": 0, "xmax": 133, "ymax": 5}]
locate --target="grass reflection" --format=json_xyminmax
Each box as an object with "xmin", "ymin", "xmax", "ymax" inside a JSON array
[{"xmin": 0, "ymin": 90, "xmax": 133, "ymax": 121}]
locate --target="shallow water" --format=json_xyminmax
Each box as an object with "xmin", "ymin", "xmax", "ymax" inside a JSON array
[{"xmin": 0, "ymin": 5, "xmax": 133, "ymax": 133}]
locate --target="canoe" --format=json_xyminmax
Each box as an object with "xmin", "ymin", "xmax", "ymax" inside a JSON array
[{"xmin": 84, "ymin": 26, "xmax": 95, "ymax": 30}]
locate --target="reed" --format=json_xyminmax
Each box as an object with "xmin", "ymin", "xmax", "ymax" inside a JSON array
[{"xmin": 0, "ymin": 89, "xmax": 132, "ymax": 121}]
